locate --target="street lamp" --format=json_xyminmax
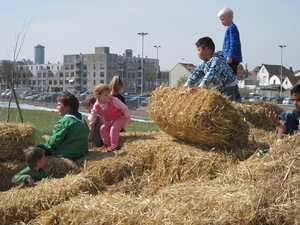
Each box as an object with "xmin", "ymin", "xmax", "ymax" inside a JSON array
[
  {"xmin": 137, "ymin": 32, "xmax": 148, "ymax": 94},
  {"xmin": 154, "ymin": 45, "xmax": 161, "ymax": 89},
  {"xmin": 278, "ymin": 45, "xmax": 287, "ymax": 98}
]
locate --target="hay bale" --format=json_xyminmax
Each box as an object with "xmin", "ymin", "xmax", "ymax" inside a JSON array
[
  {"xmin": 0, "ymin": 173, "xmax": 106, "ymax": 224},
  {"xmin": 147, "ymin": 86, "xmax": 250, "ymax": 149},
  {"xmin": 0, "ymin": 156, "xmax": 81, "ymax": 192},
  {"xmin": 0, "ymin": 122, "xmax": 35, "ymax": 160},
  {"xmin": 234, "ymin": 101, "xmax": 284, "ymax": 130}
]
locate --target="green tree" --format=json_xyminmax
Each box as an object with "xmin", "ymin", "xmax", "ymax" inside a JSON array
[{"xmin": 177, "ymin": 75, "xmax": 188, "ymax": 87}]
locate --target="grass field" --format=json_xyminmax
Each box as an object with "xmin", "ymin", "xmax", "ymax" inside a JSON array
[{"xmin": 0, "ymin": 107, "xmax": 160, "ymax": 144}]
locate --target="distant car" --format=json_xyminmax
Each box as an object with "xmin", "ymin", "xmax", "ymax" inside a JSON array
[
  {"xmin": 141, "ymin": 97, "xmax": 150, "ymax": 106},
  {"xmin": 271, "ymin": 97, "xmax": 284, "ymax": 104},
  {"xmin": 241, "ymin": 96, "xmax": 251, "ymax": 102},
  {"xmin": 257, "ymin": 96, "xmax": 271, "ymax": 102},
  {"xmin": 282, "ymin": 98, "xmax": 293, "ymax": 104},
  {"xmin": 126, "ymin": 98, "xmax": 139, "ymax": 110},
  {"xmin": 248, "ymin": 96, "xmax": 260, "ymax": 102}
]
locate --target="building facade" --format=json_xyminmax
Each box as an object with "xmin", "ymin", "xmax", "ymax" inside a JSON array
[
  {"xmin": 3, "ymin": 46, "xmax": 169, "ymax": 93},
  {"xmin": 34, "ymin": 44, "xmax": 45, "ymax": 64}
]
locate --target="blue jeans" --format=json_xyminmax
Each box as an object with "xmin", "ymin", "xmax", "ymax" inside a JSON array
[
  {"xmin": 221, "ymin": 85, "xmax": 238, "ymax": 101},
  {"xmin": 279, "ymin": 112, "xmax": 298, "ymax": 135}
]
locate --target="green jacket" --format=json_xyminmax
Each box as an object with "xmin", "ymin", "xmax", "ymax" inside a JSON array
[
  {"xmin": 45, "ymin": 111, "xmax": 89, "ymax": 159},
  {"xmin": 12, "ymin": 167, "xmax": 49, "ymax": 185}
]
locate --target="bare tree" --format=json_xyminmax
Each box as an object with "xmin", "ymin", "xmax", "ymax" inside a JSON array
[{"xmin": 5, "ymin": 19, "xmax": 33, "ymax": 123}]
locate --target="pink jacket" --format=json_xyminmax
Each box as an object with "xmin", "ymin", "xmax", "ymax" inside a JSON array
[{"xmin": 88, "ymin": 96, "xmax": 130, "ymax": 122}]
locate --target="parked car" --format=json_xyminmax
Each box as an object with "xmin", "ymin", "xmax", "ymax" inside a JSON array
[
  {"xmin": 126, "ymin": 98, "xmax": 139, "ymax": 110},
  {"xmin": 141, "ymin": 97, "xmax": 150, "ymax": 106},
  {"xmin": 271, "ymin": 97, "xmax": 284, "ymax": 104},
  {"xmin": 257, "ymin": 96, "xmax": 271, "ymax": 102},
  {"xmin": 248, "ymin": 96, "xmax": 260, "ymax": 102},
  {"xmin": 241, "ymin": 96, "xmax": 251, "ymax": 102},
  {"xmin": 25, "ymin": 93, "xmax": 44, "ymax": 101},
  {"xmin": 79, "ymin": 91, "xmax": 94, "ymax": 101},
  {"xmin": 1, "ymin": 89, "xmax": 10, "ymax": 98},
  {"xmin": 282, "ymin": 98, "xmax": 293, "ymax": 104}
]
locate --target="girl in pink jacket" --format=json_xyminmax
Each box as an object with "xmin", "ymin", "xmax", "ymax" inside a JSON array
[{"xmin": 88, "ymin": 84, "xmax": 131, "ymax": 152}]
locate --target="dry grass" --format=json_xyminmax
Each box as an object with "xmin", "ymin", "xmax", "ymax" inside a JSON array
[
  {"xmin": 1, "ymin": 87, "xmax": 299, "ymax": 224},
  {"xmin": 147, "ymin": 86, "xmax": 250, "ymax": 150},
  {"xmin": 0, "ymin": 123, "xmax": 35, "ymax": 160}
]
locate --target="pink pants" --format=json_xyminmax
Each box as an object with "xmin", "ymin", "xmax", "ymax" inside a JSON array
[{"xmin": 100, "ymin": 116, "xmax": 128, "ymax": 147}]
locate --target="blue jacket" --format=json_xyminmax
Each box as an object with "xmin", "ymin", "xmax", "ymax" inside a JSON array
[{"xmin": 222, "ymin": 23, "xmax": 242, "ymax": 63}]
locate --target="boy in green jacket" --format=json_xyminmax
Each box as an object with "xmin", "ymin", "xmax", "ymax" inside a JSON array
[
  {"xmin": 12, "ymin": 147, "xmax": 49, "ymax": 186},
  {"xmin": 38, "ymin": 93, "xmax": 89, "ymax": 160}
]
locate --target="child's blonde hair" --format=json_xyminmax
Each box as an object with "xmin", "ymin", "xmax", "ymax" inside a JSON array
[
  {"xmin": 218, "ymin": 7, "xmax": 233, "ymax": 18},
  {"xmin": 109, "ymin": 76, "xmax": 124, "ymax": 95},
  {"xmin": 94, "ymin": 84, "xmax": 110, "ymax": 96}
]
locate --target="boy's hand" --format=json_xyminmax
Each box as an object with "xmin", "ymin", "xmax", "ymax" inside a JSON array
[
  {"xmin": 226, "ymin": 58, "xmax": 233, "ymax": 64},
  {"xmin": 268, "ymin": 111, "xmax": 280, "ymax": 126},
  {"xmin": 27, "ymin": 177, "xmax": 35, "ymax": 186},
  {"xmin": 42, "ymin": 135, "xmax": 50, "ymax": 140}
]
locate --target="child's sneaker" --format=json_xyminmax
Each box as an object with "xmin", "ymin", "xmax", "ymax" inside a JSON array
[
  {"xmin": 107, "ymin": 145, "xmax": 120, "ymax": 152},
  {"xmin": 98, "ymin": 145, "xmax": 109, "ymax": 151},
  {"xmin": 257, "ymin": 148, "xmax": 272, "ymax": 158}
]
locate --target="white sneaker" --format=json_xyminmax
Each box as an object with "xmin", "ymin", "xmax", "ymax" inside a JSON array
[{"xmin": 257, "ymin": 148, "xmax": 272, "ymax": 158}]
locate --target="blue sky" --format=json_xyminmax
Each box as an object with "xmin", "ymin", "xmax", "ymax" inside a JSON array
[{"xmin": 1, "ymin": 0, "xmax": 299, "ymax": 72}]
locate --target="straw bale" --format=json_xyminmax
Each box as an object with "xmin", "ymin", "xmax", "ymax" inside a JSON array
[
  {"xmin": 234, "ymin": 101, "xmax": 284, "ymax": 130},
  {"xmin": 0, "ymin": 122, "xmax": 35, "ymax": 160},
  {"xmin": 147, "ymin": 86, "xmax": 250, "ymax": 150},
  {"xmin": 0, "ymin": 156, "xmax": 81, "ymax": 192},
  {"xmin": 32, "ymin": 132, "xmax": 300, "ymax": 224},
  {"xmin": 0, "ymin": 173, "xmax": 106, "ymax": 224}
]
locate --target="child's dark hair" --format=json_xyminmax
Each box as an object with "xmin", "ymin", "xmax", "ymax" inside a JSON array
[
  {"xmin": 195, "ymin": 37, "xmax": 215, "ymax": 53},
  {"xmin": 24, "ymin": 147, "xmax": 45, "ymax": 168},
  {"xmin": 291, "ymin": 84, "xmax": 300, "ymax": 95},
  {"xmin": 84, "ymin": 95, "xmax": 97, "ymax": 108},
  {"xmin": 57, "ymin": 93, "xmax": 79, "ymax": 111},
  {"xmin": 109, "ymin": 76, "xmax": 124, "ymax": 95}
]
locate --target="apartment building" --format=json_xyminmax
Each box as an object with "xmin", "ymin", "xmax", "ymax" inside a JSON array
[{"xmin": 1, "ymin": 46, "xmax": 169, "ymax": 93}]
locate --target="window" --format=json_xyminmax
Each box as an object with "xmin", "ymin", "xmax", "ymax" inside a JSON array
[
  {"xmin": 100, "ymin": 55, "xmax": 105, "ymax": 62},
  {"xmin": 38, "ymin": 73, "xmax": 42, "ymax": 78},
  {"xmin": 70, "ymin": 57, "xmax": 74, "ymax": 63},
  {"xmin": 108, "ymin": 56, "xmax": 112, "ymax": 62},
  {"xmin": 28, "ymin": 80, "xmax": 31, "ymax": 85},
  {"xmin": 83, "ymin": 57, "xmax": 87, "ymax": 62},
  {"xmin": 100, "ymin": 64, "xmax": 105, "ymax": 70},
  {"xmin": 59, "ymin": 72, "xmax": 63, "ymax": 77},
  {"xmin": 93, "ymin": 56, "xmax": 96, "ymax": 62},
  {"xmin": 83, "ymin": 64, "xmax": 87, "ymax": 70},
  {"xmin": 83, "ymin": 80, "xmax": 87, "ymax": 85},
  {"xmin": 49, "ymin": 80, "xmax": 52, "ymax": 85},
  {"xmin": 60, "ymin": 80, "xmax": 63, "ymax": 85},
  {"xmin": 33, "ymin": 80, "xmax": 36, "ymax": 85},
  {"xmin": 83, "ymin": 72, "xmax": 87, "ymax": 78},
  {"xmin": 93, "ymin": 64, "xmax": 96, "ymax": 70},
  {"xmin": 93, "ymin": 80, "xmax": 96, "ymax": 85},
  {"xmin": 38, "ymin": 80, "xmax": 42, "ymax": 85},
  {"xmin": 100, "ymin": 72, "xmax": 104, "ymax": 77},
  {"xmin": 100, "ymin": 80, "xmax": 104, "ymax": 84},
  {"xmin": 65, "ymin": 72, "xmax": 69, "ymax": 77},
  {"xmin": 54, "ymin": 80, "xmax": 57, "ymax": 85},
  {"xmin": 65, "ymin": 80, "xmax": 69, "ymax": 84},
  {"xmin": 71, "ymin": 65, "xmax": 74, "ymax": 70},
  {"xmin": 71, "ymin": 72, "xmax": 74, "ymax": 77},
  {"xmin": 65, "ymin": 65, "xmax": 69, "ymax": 70},
  {"xmin": 43, "ymin": 73, "xmax": 46, "ymax": 78},
  {"xmin": 43, "ymin": 80, "xmax": 46, "ymax": 86},
  {"xmin": 93, "ymin": 72, "xmax": 96, "ymax": 78},
  {"xmin": 65, "ymin": 57, "xmax": 69, "ymax": 62},
  {"xmin": 132, "ymin": 73, "xmax": 135, "ymax": 78}
]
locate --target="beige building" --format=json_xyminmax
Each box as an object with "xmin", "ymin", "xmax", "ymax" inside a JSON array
[
  {"xmin": 169, "ymin": 63, "xmax": 196, "ymax": 86},
  {"xmin": 12, "ymin": 46, "xmax": 169, "ymax": 93}
]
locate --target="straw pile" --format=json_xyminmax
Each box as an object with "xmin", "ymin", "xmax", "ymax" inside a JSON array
[
  {"xmin": 147, "ymin": 86, "xmax": 250, "ymax": 149},
  {"xmin": 234, "ymin": 101, "xmax": 284, "ymax": 130},
  {"xmin": 0, "ymin": 122, "xmax": 35, "ymax": 160},
  {"xmin": 0, "ymin": 156, "xmax": 81, "ymax": 191},
  {"xmin": 29, "ymin": 132, "xmax": 300, "ymax": 224},
  {"xmin": 0, "ymin": 173, "xmax": 106, "ymax": 224}
]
